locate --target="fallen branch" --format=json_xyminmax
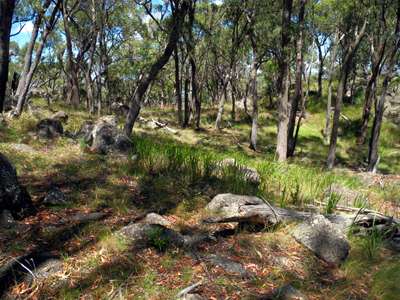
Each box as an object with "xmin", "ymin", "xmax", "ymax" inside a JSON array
[
  {"xmin": 176, "ymin": 280, "xmax": 204, "ymax": 298},
  {"xmin": 313, "ymin": 200, "xmax": 399, "ymax": 224}
]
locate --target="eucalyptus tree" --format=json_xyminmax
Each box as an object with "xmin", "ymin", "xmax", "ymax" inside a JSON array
[
  {"xmin": 358, "ymin": 0, "xmax": 396, "ymax": 145},
  {"xmin": 15, "ymin": 0, "xmax": 61, "ymax": 115},
  {"xmin": 287, "ymin": 0, "xmax": 307, "ymax": 157},
  {"xmin": 214, "ymin": 0, "xmax": 249, "ymax": 129},
  {"xmin": 239, "ymin": 0, "xmax": 278, "ymax": 150},
  {"xmin": 326, "ymin": 0, "xmax": 368, "ymax": 169},
  {"xmin": 124, "ymin": 0, "xmax": 191, "ymax": 136},
  {"xmin": 368, "ymin": 0, "xmax": 400, "ymax": 172},
  {"xmin": 14, "ymin": 0, "xmax": 52, "ymax": 105},
  {"xmin": 276, "ymin": 0, "xmax": 293, "ymax": 161},
  {"xmin": 0, "ymin": 0, "xmax": 16, "ymax": 113}
]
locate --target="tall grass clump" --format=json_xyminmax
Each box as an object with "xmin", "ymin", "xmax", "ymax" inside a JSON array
[
  {"xmin": 257, "ymin": 161, "xmax": 336, "ymax": 207},
  {"xmin": 132, "ymin": 135, "xmax": 256, "ymax": 195}
]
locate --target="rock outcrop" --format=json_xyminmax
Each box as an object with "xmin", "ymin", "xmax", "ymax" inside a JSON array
[
  {"xmin": 77, "ymin": 116, "xmax": 132, "ymax": 154},
  {"xmin": 0, "ymin": 153, "xmax": 33, "ymax": 218},
  {"xmin": 43, "ymin": 186, "xmax": 67, "ymax": 206},
  {"xmin": 291, "ymin": 215, "xmax": 350, "ymax": 266},
  {"xmin": 204, "ymin": 193, "xmax": 310, "ymax": 225},
  {"xmin": 51, "ymin": 111, "xmax": 68, "ymax": 123},
  {"xmin": 36, "ymin": 118, "xmax": 64, "ymax": 139}
]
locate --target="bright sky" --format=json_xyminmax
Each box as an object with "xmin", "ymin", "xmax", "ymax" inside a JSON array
[
  {"xmin": 11, "ymin": 21, "xmax": 34, "ymax": 47},
  {"xmin": 10, "ymin": 0, "xmax": 224, "ymax": 47}
]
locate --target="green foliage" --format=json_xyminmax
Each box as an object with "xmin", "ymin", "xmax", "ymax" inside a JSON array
[
  {"xmin": 325, "ymin": 189, "xmax": 342, "ymax": 214},
  {"xmin": 362, "ymin": 227, "xmax": 385, "ymax": 261},
  {"xmin": 147, "ymin": 227, "xmax": 170, "ymax": 252}
]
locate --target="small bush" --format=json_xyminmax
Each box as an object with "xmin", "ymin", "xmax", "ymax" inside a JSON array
[{"xmin": 147, "ymin": 227, "xmax": 170, "ymax": 252}]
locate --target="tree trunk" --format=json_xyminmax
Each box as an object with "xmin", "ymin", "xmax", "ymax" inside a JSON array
[
  {"xmin": 324, "ymin": 31, "xmax": 340, "ymax": 143},
  {"xmin": 15, "ymin": 1, "xmax": 60, "ymax": 115},
  {"xmin": 231, "ymin": 77, "xmax": 236, "ymax": 121},
  {"xmin": 249, "ymin": 52, "xmax": 258, "ymax": 150},
  {"xmin": 0, "ymin": 0, "xmax": 15, "ymax": 113},
  {"xmin": 62, "ymin": 0, "xmax": 80, "ymax": 108},
  {"xmin": 174, "ymin": 45, "xmax": 183, "ymax": 126},
  {"xmin": 287, "ymin": 0, "xmax": 306, "ymax": 157},
  {"xmin": 316, "ymin": 39, "xmax": 324, "ymax": 98},
  {"xmin": 358, "ymin": 47, "xmax": 386, "ymax": 144},
  {"xmin": 215, "ymin": 75, "xmax": 229, "ymax": 130},
  {"xmin": 190, "ymin": 57, "xmax": 201, "ymax": 129},
  {"xmin": 368, "ymin": 4, "xmax": 400, "ymax": 172},
  {"xmin": 276, "ymin": 0, "xmax": 293, "ymax": 161},
  {"xmin": 124, "ymin": 1, "xmax": 189, "ymax": 136},
  {"xmin": 367, "ymin": 78, "xmax": 388, "ymax": 172},
  {"xmin": 326, "ymin": 20, "xmax": 367, "ymax": 169},
  {"xmin": 15, "ymin": 0, "xmax": 52, "ymax": 99},
  {"xmin": 183, "ymin": 64, "xmax": 190, "ymax": 127},
  {"xmin": 326, "ymin": 65, "xmax": 348, "ymax": 169},
  {"xmin": 186, "ymin": 1, "xmax": 200, "ymax": 129}
]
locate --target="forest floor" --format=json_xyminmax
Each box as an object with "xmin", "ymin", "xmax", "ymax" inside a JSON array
[{"xmin": 0, "ymin": 97, "xmax": 399, "ymax": 299}]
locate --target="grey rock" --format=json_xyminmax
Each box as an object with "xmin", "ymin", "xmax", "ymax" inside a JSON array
[
  {"xmin": 204, "ymin": 193, "xmax": 311, "ymax": 225},
  {"xmin": 118, "ymin": 223, "xmax": 184, "ymax": 249},
  {"xmin": 111, "ymin": 102, "xmax": 129, "ymax": 116},
  {"xmin": 25, "ymin": 259, "xmax": 63, "ymax": 284},
  {"xmin": 51, "ymin": 111, "xmax": 68, "ymax": 123},
  {"xmin": 36, "ymin": 118, "xmax": 63, "ymax": 139},
  {"xmin": 0, "ymin": 153, "xmax": 33, "ymax": 218},
  {"xmin": 77, "ymin": 120, "xmax": 95, "ymax": 144},
  {"xmin": 183, "ymin": 232, "xmax": 216, "ymax": 249},
  {"xmin": 91, "ymin": 121, "xmax": 118, "ymax": 154},
  {"xmin": 69, "ymin": 212, "xmax": 106, "ymax": 223},
  {"xmin": 144, "ymin": 213, "xmax": 172, "ymax": 227},
  {"xmin": 178, "ymin": 294, "xmax": 205, "ymax": 300},
  {"xmin": 8, "ymin": 143, "xmax": 35, "ymax": 153},
  {"xmin": 98, "ymin": 115, "xmax": 118, "ymax": 127},
  {"xmin": 264, "ymin": 284, "xmax": 308, "ymax": 300},
  {"xmin": 206, "ymin": 193, "xmax": 264, "ymax": 218},
  {"xmin": 113, "ymin": 134, "xmax": 132, "ymax": 153},
  {"xmin": 292, "ymin": 215, "xmax": 350, "ymax": 266},
  {"xmin": 80, "ymin": 116, "xmax": 132, "ymax": 154},
  {"xmin": 0, "ymin": 210, "xmax": 15, "ymax": 228},
  {"xmin": 206, "ymin": 254, "xmax": 251, "ymax": 278},
  {"xmin": 43, "ymin": 187, "xmax": 67, "ymax": 205},
  {"xmin": 325, "ymin": 214, "xmax": 354, "ymax": 234}
]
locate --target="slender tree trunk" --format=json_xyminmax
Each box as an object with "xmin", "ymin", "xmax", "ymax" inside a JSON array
[
  {"xmin": 124, "ymin": 1, "xmax": 189, "ymax": 136},
  {"xmin": 0, "ymin": 0, "xmax": 15, "ymax": 113},
  {"xmin": 276, "ymin": 0, "xmax": 293, "ymax": 161},
  {"xmin": 62, "ymin": 0, "xmax": 80, "ymax": 108},
  {"xmin": 15, "ymin": 0, "xmax": 51, "ymax": 99},
  {"xmin": 327, "ymin": 21, "xmax": 367, "ymax": 169},
  {"xmin": 215, "ymin": 74, "xmax": 229, "ymax": 130},
  {"xmin": 249, "ymin": 52, "xmax": 258, "ymax": 150},
  {"xmin": 358, "ymin": 48, "xmax": 386, "ymax": 144},
  {"xmin": 183, "ymin": 64, "xmax": 190, "ymax": 127},
  {"xmin": 316, "ymin": 41, "xmax": 324, "ymax": 98},
  {"xmin": 327, "ymin": 65, "xmax": 348, "ymax": 169},
  {"xmin": 174, "ymin": 45, "xmax": 183, "ymax": 126},
  {"xmin": 15, "ymin": 1, "xmax": 60, "ymax": 115},
  {"xmin": 190, "ymin": 57, "xmax": 201, "ymax": 129},
  {"xmin": 185, "ymin": 0, "xmax": 200, "ymax": 129},
  {"xmin": 85, "ymin": 37, "xmax": 97, "ymax": 114},
  {"xmin": 367, "ymin": 77, "xmax": 389, "ymax": 172},
  {"xmin": 287, "ymin": 0, "xmax": 306, "ymax": 157},
  {"xmin": 368, "ymin": 4, "xmax": 400, "ymax": 172},
  {"xmin": 324, "ymin": 30, "xmax": 340, "ymax": 143},
  {"xmin": 231, "ymin": 77, "xmax": 236, "ymax": 121}
]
